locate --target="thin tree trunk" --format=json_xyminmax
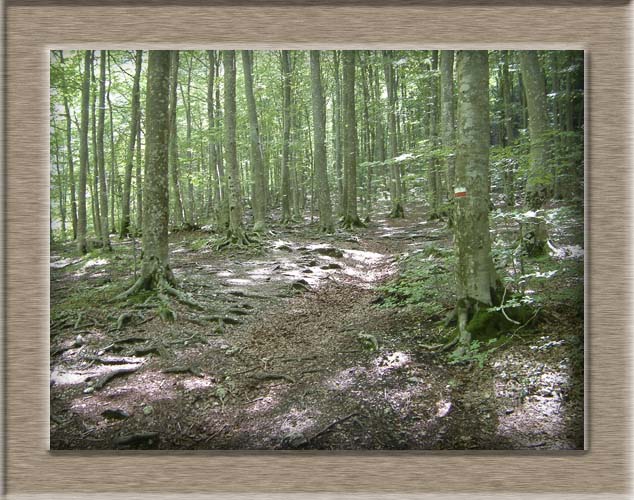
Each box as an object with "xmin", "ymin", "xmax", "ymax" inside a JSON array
[
  {"xmin": 77, "ymin": 50, "xmax": 91, "ymax": 254},
  {"xmin": 309, "ymin": 50, "xmax": 334, "ymax": 233},
  {"xmin": 97, "ymin": 50, "xmax": 111, "ymax": 249},
  {"xmin": 168, "ymin": 50, "xmax": 185, "ymax": 228},
  {"xmin": 383, "ymin": 50, "xmax": 404, "ymax": 218},
  {"xmin": 59, "ymin": 51, "xmax": 78, "ymax": 241},
  {"xmin": 280, "ymin": 50, "xmax": 293, "ymax": 223},
  {"xmin": 242, "ymin": 50, "xmax": 267, "ymax": 232},
  {"xmin": 91, "ymin": 54, "xmax": 102, "ymax": 239},
  {"xmin": 120, "ymin": 50, "xmax": 143, "ymax": 237},
  {"xmin": 440, "ymin": 50, "xmax": 456, "ymax": 202}
]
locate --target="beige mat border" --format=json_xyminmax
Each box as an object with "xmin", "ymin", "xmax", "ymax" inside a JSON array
[{"xmin": 4, "ymin": 1, "xmax": 631, "ymax": 498}]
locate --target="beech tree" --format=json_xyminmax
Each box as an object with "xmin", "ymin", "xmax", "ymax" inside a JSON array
[
  {"xmin": 116, "ymin": 50, "xmax": 173, "ymax": 298},
  {"xmin": 453, "ymin": 50, "xmax": 498, "ymax": 352}
]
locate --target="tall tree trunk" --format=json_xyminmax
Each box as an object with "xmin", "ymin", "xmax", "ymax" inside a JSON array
[
  {"xmin": 440, "ymin": 50, "xmax": 456, "ymax": 201},
  {"xmin": 53, "ymin": 129, "xmax": 67, "ymax": 238},
  {"xmin": 207, "ymin": 50, "xmax": 220, "ymax": 214},
  {"xmin": 115, "ymin": 50, "xmax": 174, "ymax": 300},
  {"xmin": 223, "ymin": 50, "xmax": 244, "ymax": 241},
  {"xmin": 168, "ymin": 51, "xmax": 185, "ymax": 228},
  {"xmin": 180, "ymin": 55, "xmax": 194, "ymax": 225},
  {"xmin": 501, "ymin": 50, "xmax": 515, "ymax": 207},
  {"xmin": 341, "ymin": 51, "xmax": 362, "ymax": 229},
  {"xmin": 309, "ymin": 50, "xmax": 334, "ymax": 233},
  {"xmin": 333, "ymin": 51, "xmax": 344, "ymax": 216},
  {"xmin": 519, "ymin": 51, "xmax": 550, "ymax": 256},
  {"xmin": 242, "ymin": 50, "xmax": 267, "ymax": 232},
  {"xmin": 428, "ymin": 50, "xmax": 442, "ymax": 219},
  {"xmin": 136, "ymin": 120, "xmax": 143, "ymax": 232},
  {"xmin": 454, "ymin": 50, "xmax": 498, "ymax": 351},
  {"xmin": 91, "ymin": 55, "xmax": 102, "ymax": 239},
  {"xmin": 383, "ymin": 50, "xmax": 404, "ymax": 218},
  {"xmin": 59, "ymin": 51, "xmax": 78, "ymax": 241},
  {"xmin": 97, "ymin": 50, "xmax": 111, "ymax": 249},
  {"xmin": 280, "ymin": 50, "xmax": 293, "ymax": 223},
  {"xmin": 120, "ymin": 50, "xmax": 143, "ymax": 237},
  {"xmin": 107, "ymin": 53, "xmax": 118, "ymax": 233},
  {"xmin": 77, "ymin": 50, "xmax": 91, "ymax": 254}
]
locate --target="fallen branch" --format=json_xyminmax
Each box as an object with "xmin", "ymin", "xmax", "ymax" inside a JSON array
[
  {"xmin": 307, "ymin": 412, "xmax": 361, "ymax": 443},
  {"xmin": 90, "ymin": 366, "xmax": 139, "ymax": 390}
]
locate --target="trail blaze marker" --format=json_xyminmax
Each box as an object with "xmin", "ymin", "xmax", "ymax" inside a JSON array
[{"xmin": 454, "ymin": 187, "xmax": 467, "ymax": 198}]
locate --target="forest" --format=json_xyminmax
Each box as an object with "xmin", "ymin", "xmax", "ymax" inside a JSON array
[{"xmin": 50, "ymin": 49, "xmax": 584, "ymax": 450}]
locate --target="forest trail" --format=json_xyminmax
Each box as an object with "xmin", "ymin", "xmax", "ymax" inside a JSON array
[{"xmin": 50, "ymin": 203, "xmax": 582, "ymax": 450}]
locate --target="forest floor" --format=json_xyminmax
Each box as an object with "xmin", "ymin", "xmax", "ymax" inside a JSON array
[{"xmin": 50, "ymin": 201, "xmax": 584, "ymax": 450}]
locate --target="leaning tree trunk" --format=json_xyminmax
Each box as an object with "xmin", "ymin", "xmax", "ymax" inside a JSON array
[
  {"xmin": 453, "ymin": 50, "xmax": 498, "ymax": 351},
  {"xmin": 242, "ymin": 50, "xmax": 267, "ymax": 233},
  {"xmin": 341, "ymin": 51, "xmax": 363, "ymax": 229},
  {"xmin": 519, "ymin": 51, "xmax": 550, "ymax": 256},
  {"xmin": 120, "ymin": 50, "xmax": 143, "ymax": 238},
  {"xmin": 309, "ymin": 50, "xmax": 334, "ymax": 233},
  {"xmin": 115, "ymin": 50, "xmax": 174, "ymax": 299},
  {"xmin": 77, "ymin": 50, "xmax": 91, "ymax": 255}
]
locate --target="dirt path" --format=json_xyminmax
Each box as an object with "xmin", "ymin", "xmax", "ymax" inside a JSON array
[{"xmin": 50, "ymin": 204, "xmax": 583, "ymax": 450}]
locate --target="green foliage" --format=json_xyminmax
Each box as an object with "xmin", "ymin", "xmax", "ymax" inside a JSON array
[
  {"xmin": 447, "ymin": 338, "xmax": 498, "ymax": 368},
  {"xmin": 376, "ymin": 251, "xmax": 453, "ymax": 317}
]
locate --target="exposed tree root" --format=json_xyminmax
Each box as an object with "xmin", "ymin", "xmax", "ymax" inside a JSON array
[
  {"xmin": 248, "ymin": 372, "xmax": 296, "ymax": 384},
  {"xmin": 340, "ymin": 215, "xmax": 366, "ymax": 230},
  {"xmin": 213, "ymin": 229, "xmax": 262, "ymax": 251},
  {"xmin": 88, "ymin": 366, "xmax": 139, "ymax": 391}
]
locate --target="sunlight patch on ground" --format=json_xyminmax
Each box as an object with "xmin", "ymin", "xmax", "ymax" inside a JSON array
[
  {"xmin": 246, "ymin": 395, "xmax": 279, "ymax": 414},
  {"xmin": 549, "ymin": 242, "xmax": 584, "ymax": 260},
  {"xmin": 225, "ymin": 278, "xmax": 255, "ymax": 286},
  {"xmin": 373, "ymin": 351, "xmax": 411, "ymax": 375},
  {"xmin": 275, "ymin": 407, "xmax": 320, "ymax": 434},
  {"xmin": 51, "ymin": 362, "xmax": 144, "ymax": 386},
  {"xmin": 343, "ymin": 248, "xmax": 385, "ymax": 264},
  {"xmin": 435, "ymin": 399, "xmax": 452, "ymax": 418},
  {"xmin": 324, "ymin": 367, "xmax": 366, "ymax": 391},
  {"xmin": 181, "ymin": 377, "xmax": 216, "ymax": 391},
  {"xmin": 83, "ymin": 258, "xmax": 109, "ymax": 269},
  {"xmin": 217, "ymin": 270, "xmax": 234, "ymax": 277},
  {"xmin": 102, "ymin": 371, "xmax": 177, "ymax": 401},
  {"xmin": 172, "ymin": 246, "xmax": 189, "ymax": 254},
  {"xmin": 50, "ymin": 257, "xmax": 81, "ymax": 269},
  {"xmin": 493, "ymin": 354, "xmax": 572, "ymax": 448}
]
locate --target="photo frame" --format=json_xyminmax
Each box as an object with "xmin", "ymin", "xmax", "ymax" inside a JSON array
[{"xmin": 3, "ymin": 0, "xmax": 631, "ymax": 497}]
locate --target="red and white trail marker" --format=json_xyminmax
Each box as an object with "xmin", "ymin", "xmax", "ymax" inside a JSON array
[{"xmin": 454, "ymin": 187, "xmax": 467, "ymax": 198}]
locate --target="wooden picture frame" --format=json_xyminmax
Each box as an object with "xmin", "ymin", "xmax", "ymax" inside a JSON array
[{"xmin": 3, "ymin": 0, "xmax": 630, "ymax": 497}]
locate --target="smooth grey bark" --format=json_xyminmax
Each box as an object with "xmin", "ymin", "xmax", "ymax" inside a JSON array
[
  {"xmin": 120, "ymin": 50, "xmax": 143, "ymax": 237},
  {"xmin": 309, "ymin": 50, "xmax": 334, "ymax": 233},
  {"xmin": 383, "ymin": 50, "xmax": 404, "ymax": 218},
  {"xmin": 139, "ymin": 50, "xmax": 173, "ymax": 288},
  {"xmin": 223, "ymin": 50, "xmax": 244, "ymax": 239},
  {"xmin": 341, "ymin": 51, "xmax": 362, "ymax": 229},
  {"xmin": 168, "ymin": 50, "xmax": 185, "ymax": 227},
  {"xmin": 440, "ymin": 50, "xmax": 456, "ymax": 200},
  {"xmin": 97, "ymin": 50, "xmax": 111, "ymax": 249},
  {"xmin": 241, "ymin": 50, "xmax": 267, "ymax": 232},
  {"xmin": 77, "ymin": 50, "xmax": 91, "ymax": 254},
  {"xmin": 207, "ymin": 50, "xmax": 220, "ymax": 213},
  {"xmin": 59, "ymin": 51, "xmax": 78, "ymax": 240},
  {"xmin": 333, "ymin": 51, "xmax": 344, "ymax": 216},
  {"xmin": 519, "ymin": 51, "xmax": 550, "ymax": 256},
  {"xmin": 519, "ymin": 51, "xmax": 551, "ymax": 210},
  {"xmin": 454, "ymin": 50, "xmax": 498, "ymax": 349},
  {"xmin": 501, "ymin": 50, "xmax": 515, "ymax": 207},
  {"xmin": 135, "ymin": 120, "xmax": 143, "ymax": 232},
  {"xmin": 280, "ymin": 50, "xmax": 293, "ymax": 223},
  {"xmin": 90, "ymin": 55, "xmax": 101, "ymax": 239}
]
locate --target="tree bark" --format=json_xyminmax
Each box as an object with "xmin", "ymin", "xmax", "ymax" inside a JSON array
[
  {"xmin": 383, "ymin": 50, "xmax": 404, "ymax": 218},
  {"xmin": 97, "ymin": 50, "xmax": 111, "ymax": 249},
  {"xmin": 59, "ymin": 51, "xmax": 78, "ymax": 241},
  {"xmin": 440, "ymin": 50, "xmax": 456, "ymax": 200},
  {"xmin": 341, "ymin": 51, "xmax": 362, "ymax": 229},
  {"xmin": 120, "ymin": 50, "xmax": 143, "ymax": 238},
  {"xmin": 454, "ymin": 50, "xmax": 498, "ymax": 350},
  {"xmin": 223, "ymin": 50, "xmax": 244, "ymax": 240},
  {"xmin": 309, "ymin": 50, "xmax": 334, "ymax": 233},
  {"xmin": 242, "ymin": 50, "xmax": 267, "ymax": 232},
  {"xmin": 280, "ymin": 50, "xmax": 293, "ymax": 223},
  {"xmin": 77, "ymin": 50, "xmax": 91, "ymax": 254},
  {"xmin": 168, "ymin": 51, "xmax": 185, "ymax": 228}
]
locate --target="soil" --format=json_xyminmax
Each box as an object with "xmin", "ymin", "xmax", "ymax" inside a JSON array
[{"xmin": 50, "ymin": 202, "xmax": 584, "ymax": 450}]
